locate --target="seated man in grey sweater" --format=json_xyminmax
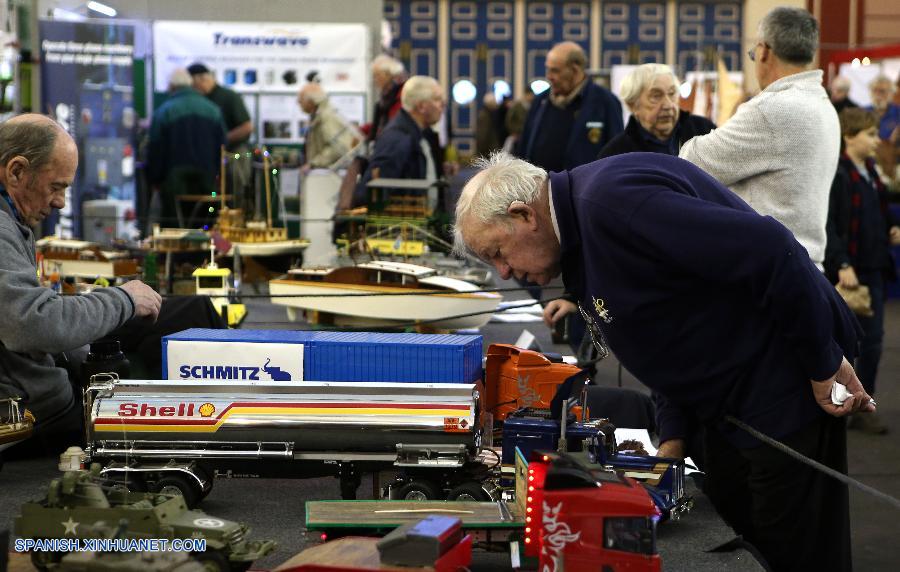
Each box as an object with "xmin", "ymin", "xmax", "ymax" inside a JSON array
[
  {"xmin": 0, "ymin": 114, "xmax": 161, "ymax": 442},
  {"xmin": 680, "ymin": 6, "xmax": 839, "ymax": 273}
]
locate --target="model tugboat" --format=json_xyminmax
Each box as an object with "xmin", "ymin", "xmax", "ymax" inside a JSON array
[
  {"xmin": 192, "ymin": 240, "xmax": 247, "ymax": 327},
  {"xmin": 216, "ymin": 148, "xmax": 309, "ymax": 257}
]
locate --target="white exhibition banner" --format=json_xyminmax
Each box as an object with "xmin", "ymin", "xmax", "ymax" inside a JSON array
[{"xmin": 152, "ymin": 21, "xmax": 368, "ymax": 95}]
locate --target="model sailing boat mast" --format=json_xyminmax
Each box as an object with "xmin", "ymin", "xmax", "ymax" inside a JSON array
[
  {"xmin": 217, "ymin": 146, "xmax": 288, "ymax": 242},
  {"xmin": 215, "ymin": 146, "xmax": 309, "ymax": 256}
]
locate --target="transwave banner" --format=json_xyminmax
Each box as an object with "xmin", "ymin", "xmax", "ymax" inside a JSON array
[{"xmin": 152, "ymin": 21, "xmax": 368, "ymax": 95}]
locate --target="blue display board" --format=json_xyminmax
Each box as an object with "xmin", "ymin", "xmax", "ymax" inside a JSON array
[{"xmin": 38, "ymin": 19, "xmax": 136, "ymax": 238}]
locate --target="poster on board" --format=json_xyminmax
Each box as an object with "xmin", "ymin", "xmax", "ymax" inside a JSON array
[
  {"xmin": 152, "ymin": 21, "xmax": 367, "ymax": 145},
  {"xmin": 39, "ymin": 19, "xmax": 137, "ymax": 239}
]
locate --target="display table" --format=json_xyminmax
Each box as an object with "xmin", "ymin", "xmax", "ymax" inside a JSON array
[{"xmin": 1, "ymin": 457, "xmax": 763, "ymax": 571}]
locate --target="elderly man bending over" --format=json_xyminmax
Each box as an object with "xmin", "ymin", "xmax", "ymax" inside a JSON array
[
  {"xmin": 454, "ymin": 151, "xmax": 868, "ymax": 571},
  {"xmin": 0, "ymin": 114, "xmax": 161, "ymax": 439},
  {"xmin": 298, "ymin": 82, "xmax": 360, "ymax": 172},
  {"xmin": 679, "ymin": 7, "xmax": 839, "ymax": 272}
]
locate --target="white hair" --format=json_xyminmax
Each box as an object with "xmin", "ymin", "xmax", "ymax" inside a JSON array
[
  {"xmin": 452, "ymin": 151, "xmax": 547, "ymax": 257},
  {"xmin": 870, "ymin": 75, "xmax": 896, "ymax": 95},
  {"xmin": 168, "ymin": 68, "xmax": 192, "ymax": 90},
  {"xmin": 619, "ymin": 63, "xmax": 680, "ymax": 110},
  {"xmin": 830, "ymin": 75, "xmax": 851, "ymax": 93},
  {"xmin": 299, "ymin": 83, "xmax": 327, "ymax": 105},
  {"xmin": 401, "ymin": 76, "xmax": 440, "ymax": 112},
  {"xmin": 372, "ymin": 54, "xmax": 405, "ymax": 77}
]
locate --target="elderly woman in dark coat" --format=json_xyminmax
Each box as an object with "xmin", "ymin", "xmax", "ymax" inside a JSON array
[{"xmin": 599, "ymin": 63, "xmax": 715, "ymax": 159}]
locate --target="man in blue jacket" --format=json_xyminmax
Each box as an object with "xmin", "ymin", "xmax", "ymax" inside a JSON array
[
  {"xmin": 516, "ymin": 41, "xmax": 623, "ymax": 171},
  {"xmin": 354, "ymin": 76, "xmax": 446, "ymax": 207},
  {"xmin": 453, "ymin": 151, "xmax": 871, "ymax": 571}
]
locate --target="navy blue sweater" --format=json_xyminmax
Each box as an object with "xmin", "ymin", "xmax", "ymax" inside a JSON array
[{"xmin": 551, "ymin": 153, "xmax": 861, "ymax": 447}]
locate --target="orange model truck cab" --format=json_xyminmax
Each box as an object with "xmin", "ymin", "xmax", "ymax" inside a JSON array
[{"xmin": 485, "ymin": 344, "xmax": 585, "ymax": 421}]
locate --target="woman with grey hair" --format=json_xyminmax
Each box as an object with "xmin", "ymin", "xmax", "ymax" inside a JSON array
[{"xmin": 599, "ymin": 63, "xmax": 715, "ymax": 158}]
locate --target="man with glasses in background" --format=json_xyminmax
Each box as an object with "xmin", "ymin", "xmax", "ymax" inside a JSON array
[{"xmin": 680, "ymin": 6, "xmax": 838, "ymax": 273}]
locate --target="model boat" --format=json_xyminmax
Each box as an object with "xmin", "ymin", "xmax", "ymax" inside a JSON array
[
  {"xmin": 148, "ymin": 225, "xmax": 210, "ymax": 252},
  {"xmin": 192, "ymin": 240, "xmax": 247, "ymax": 327},
  {"xmin": 36, "ymin": 237, "xmax": 138, "ymax": 281},
  {"xmin": 268, "ymin": 260, "xmax": 502, "ymax": 330},
  {"xmin": 0, "ymin": 397, "xmax": 34, "ymax": 448},
  {"xmin": 216, "ymin": 148, "xmax": 310, "ymax": 257}
]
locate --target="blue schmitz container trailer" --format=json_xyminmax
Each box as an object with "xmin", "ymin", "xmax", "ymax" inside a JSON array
[{"xmin": 161, "ymin": 329, "xmax": 483, "ymax": 384}]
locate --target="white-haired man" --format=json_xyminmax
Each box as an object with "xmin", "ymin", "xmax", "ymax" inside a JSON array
[
  {"xmin": 0, "ymin": 114, "xmax": 161, "ymax": 442},
  {"xmin": 599, "ymin": 63, "xmax": 716, "ymax": 158},
  {"xmin": 297, "ymin": 82, "xmax": 359, "ymax": 172},
  {"xmin": 829, "ymin": 75, "xmax": 858, "ymax": 113},
  {"xmin": 680, "ymin": 7, "xmax": 838, "ymax": 273},
  {"xmin": 368, "ymin": 54, "xmax": 407, "ymax": 141},
  {"xmin": 354, "ymin": 75, "xmax": 445, "ymax": 206},
  {"xmin": 454, "ymin": 150, "xmax": 869, "ymax": 570}
]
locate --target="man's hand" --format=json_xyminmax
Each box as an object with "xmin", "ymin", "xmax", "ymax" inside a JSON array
[
  {"xmin": 837, "ymin": 265, "xmax": 859, "ymax": 289},
  {"xmin": 656, "ymin": 439, "xmax": 686, "ymax": 460},
  {"xmin": 119, "ymin": 280, "xmax": 162, "ymax": 322},
  {"xmin": 542, "ymin": 299, "xmax": 577, "ymax": 327},
  {"xmin": 811, "ymin": 356, "xmax": 875, "ymax": 417}
]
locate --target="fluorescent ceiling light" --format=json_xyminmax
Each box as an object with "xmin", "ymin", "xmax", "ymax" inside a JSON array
[
  {"xmin": 51, "ymin": 7, "xmax": 86, "ymax": 21},
  {"xmin": 87, "ymin": 1, "xmax": 117, "ymax": 17}
]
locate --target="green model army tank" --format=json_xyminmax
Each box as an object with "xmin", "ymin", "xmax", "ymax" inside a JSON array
[{"xmin": 14, "ymin": 465, "xmax": 275, "ymax": 572}]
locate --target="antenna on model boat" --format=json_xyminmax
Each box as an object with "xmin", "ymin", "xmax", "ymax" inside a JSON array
[
  {"xmin": 263, "ymin": 147, "xmax": 273, "ymax": 229},
  {"xmin": 219, "ymin": 145, "xmax": 227, "ymax": 212},
  {"xmin": 207, "ymin": 239, "xmax": 218, "ymax": 270}
]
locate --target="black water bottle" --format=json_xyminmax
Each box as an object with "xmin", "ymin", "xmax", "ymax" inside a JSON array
[{"xmin": 81, "ymin": 338, "xmax": 130, "ymax": 387}]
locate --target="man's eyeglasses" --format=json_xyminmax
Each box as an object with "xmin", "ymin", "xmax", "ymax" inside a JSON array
[{"xmin": 747, "ymin": 42, "xmax": 768, "ymax": 62}]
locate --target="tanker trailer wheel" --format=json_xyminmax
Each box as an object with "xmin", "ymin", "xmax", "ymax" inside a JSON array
[
  {"xmin": 194, "ymin": 465, "xmax": 215, "ymax": 500},
  {"xmin": 192, "ymin": 549, "xmax": 230, "ymax": 572},
  {"xmin": 391, "ymin": 480, "xmax": 441, "ymax": 501},
  {"xmin": 446, "ymin": 481, "xmax": 491, "ymax": 502},
  {"xmin": 153, "ymin": 474, "xmax": 201, "ymax": 508}
]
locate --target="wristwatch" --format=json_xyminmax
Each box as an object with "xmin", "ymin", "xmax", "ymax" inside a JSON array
[{"xmin": 840, "ymin": 263, "xmax": 851, "ymax": 270}]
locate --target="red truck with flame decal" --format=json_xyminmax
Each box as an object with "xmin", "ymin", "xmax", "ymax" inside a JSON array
[{"xmin": 522, "ymin": 449, "xmax": 661, "ymax": 571}]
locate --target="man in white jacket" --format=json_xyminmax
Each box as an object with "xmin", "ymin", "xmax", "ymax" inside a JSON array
[{"xmin": 680, "ymin": 7, "xmax": 839, "ymax": 272}]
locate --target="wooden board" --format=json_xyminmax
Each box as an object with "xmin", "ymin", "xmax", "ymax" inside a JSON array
[
  {"xmin": 305, "ymin": 501, "xmax": 522, "ymax": 530},
  {"xmin": 274, "ymin": 538, "xmax": 434, "ymax": 571}
]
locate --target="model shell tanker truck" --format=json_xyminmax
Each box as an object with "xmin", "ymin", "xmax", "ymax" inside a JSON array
[
  {"xmin": 86, "ymin": 330, "xmax": 687, "ymax": 515},
  {"xmin": 85, "ymin": 379, "xmax": 482, "ymax": 507}
]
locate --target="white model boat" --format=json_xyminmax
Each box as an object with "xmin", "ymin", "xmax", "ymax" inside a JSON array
[
  {"xmin": 269, "ymin": 260, "xmax": 502, "ymax": 330},
  {"xmin": 225, "ymin": 238, "xmax": 311, "ymax": 257},
  {"xmin": 36, "ymin": 237, "xmax": 138, "ymax": 280}
]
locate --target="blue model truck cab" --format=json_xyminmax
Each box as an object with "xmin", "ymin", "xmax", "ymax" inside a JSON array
[{"xmin": 501, "ymin": 411, "xmax": 691, "ymax": 520}]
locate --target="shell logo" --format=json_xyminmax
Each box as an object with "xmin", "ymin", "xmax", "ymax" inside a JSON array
[{"xmin": 198, "ymin": 403, "xmax": 216, "ymax": 417}]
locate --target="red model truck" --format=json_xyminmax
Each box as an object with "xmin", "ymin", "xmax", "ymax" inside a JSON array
[
  {"xmin": 522, "ymin": 449, "xmax": 662, "ymax": 571},
  {"xmin": 305, "ymin": 448, "xmax": 662, "ymax": 572}
]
